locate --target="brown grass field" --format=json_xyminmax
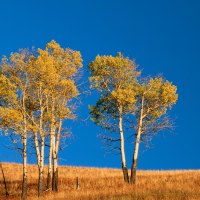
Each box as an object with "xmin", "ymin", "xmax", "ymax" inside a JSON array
[{"xmin": 0, "ymin": 163, "xmax": 200, "ymax": 200}]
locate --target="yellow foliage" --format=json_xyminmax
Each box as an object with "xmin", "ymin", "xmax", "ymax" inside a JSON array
[
  {"xmin": 89, "ymin": 53, "xmax": 140, "ymax": 109},
  {"xmin": 142, "ymin": 77, "xmax": 178, "ymax": 118},
  {"xmin": 33, "ymin": 40, "xmax": 82, "ymax": 98},
  {"xmin": 0, "ymin": 40, "xmax": 83, "ymax": 138},
  {"xmin": 0, "ymin": 74, "xmax": 17, "ymax": 102},
  {"xmin": 0, "ymin": 107, "xmax": 23, "ymax": 132},
  {"xmin": 89, "ymin": 53, "xmax": 140, "ymax": 92},
  {"xmin": 111, "ymin": 85, "xmax": 136, "ymax": 106}
]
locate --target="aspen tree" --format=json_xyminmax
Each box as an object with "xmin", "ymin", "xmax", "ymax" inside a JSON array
[
  {"xmin": 88, "ymin": 53, "xmax": 140, "ymax": 183},
  {"xmin": 0, "ymin": 41, "xmax": 82, "ymax": 197},
  {"xmin": 18, "ymin": 52, "xmax": 48, "ymax": 196},
  {"xmin": 130, "ymin": 77, "xmax": 178, "ymax": 184},
  {"xmin": 0, "ymin": 50, "xmax": 33, "ymax": 199},
  {"xmin": 33, "ymin": 40, "xmax": 82, "ymax": 191},
  {"xmin": 48, "ymin": 41, "xmax": 82, "ymax": 192}
]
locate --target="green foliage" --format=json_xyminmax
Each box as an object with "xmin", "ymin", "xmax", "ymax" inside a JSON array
[
  {"xmin": 89, "ymin": 54, "xmax": 178, "ymax": 140},
  {"xmin": 88, "ymin": 53, "xmax": 140, "ymax": 132},
  {"xmin": 90, "ymin": 94, "xmax": 118, "ymax": 131}
]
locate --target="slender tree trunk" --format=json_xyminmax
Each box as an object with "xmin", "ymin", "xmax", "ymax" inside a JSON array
[
  {"xmin": 130, "ymin": 133, "xmax": 141, "ymax": 184},
  {"xmin": 52, "ymin": 119, "xmax": 62, "ymax": 191},
  {"xmin": 21, "ymin": 92, "xmax": 27, "ymax": 200},
  {"xmin": 38, "ymin": 136, "xmax": 45, "ymax": 197},
  {"xmin": 38, "ymin": 90, "xmax": 45, "ymax": 197},
  {"xmin": 34, "ymin": 129, "xmax": 45, "ymax": 197},
  {"xmin": 34, "ymin": 132, "xmax": 40, "ymax": 166},
  {"xmin": 47, "ymin": 98, "xmax": 55, "ymax": 190},
  {"xmin": 47, "ymin": 132, "xmax": 53, "ymax": 190},
  {"xmin": 52, "ymin": 154, "xmax": 58, "ymax": 192},
  {"xmin": 130, "ymin": 95, "xmax": 144, "ymax": 184},
  {"xmin": 46, "ymin": 94, "xmax": 52, "ymax": 190},
  {"xmin": 52, "ymin": 135, "xmax": 58, "ymax": 192},
  {"xmin": 33, "ymin": 131, "xmax": 43, "ymax": 196},
  {"xmin": 21, "ymin": 134, "xmax": 27, "ymax": 200},
  {"xmin": 118, "ymin": 105, "xmax": 129, "ymax": 183}
]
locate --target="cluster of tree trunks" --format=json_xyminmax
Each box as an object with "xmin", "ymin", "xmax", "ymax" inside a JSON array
[
  {"xmin": 88, "ymin": 54, "xmax": 178, "ymax": 185},
  {"xmin": 0, "ymin": 40, "xmax": 82, "ymax": 199}
]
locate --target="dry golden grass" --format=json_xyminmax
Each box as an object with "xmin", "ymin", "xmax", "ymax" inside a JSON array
[{"xmin": 0, "ymin": 162, "xmax": 200, "ymax": 200}]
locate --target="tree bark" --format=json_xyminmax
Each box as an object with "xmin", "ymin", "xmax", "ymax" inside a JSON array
[
  {"xmin": 130, "ymin": 136, "xmax": 140, "ymax": 184},
  {"xmin": 52, "ymin": 157, "xmax": 58, "ymax": 192},
  {"xmin": 38, "ymin": 91, "xmax": 45, "ymax": 197},
  {"xmin": 38, "ymin": 167, "xmax": 44, "ymax": 197},
  {"xmin": 38, "ymin": 136, "xmax": 45, "ymax": 197},
  {"xmin": 34, "ymin": 132, "xmax": 40, "ymax": 166},
  {"xmin": 47, "ymin": 132, "xmax": 53, "ymax": 190},
  {"xmin": 118, "ymin": 105, "xmax": 129, "ymax": 183},
  {"xmin": 48, "ymin": 98, "xmax": 55, "ymax": 191},
  {"xmin": 52, "ymin": 137, "xmax": 58, "ymax": 192},
  {"xmin": 130, "ymin": 94, "xmax": 144, "ymax": 184},
  {"xmin": 21, "ymin": 92, "xmax": 27, "ymax": 200},
  {"xmin": 21, "ymin": 134, "xmax": 27, "ymax": 200},
  {"xmin": 34, "ymin": 132, "xmax": 45, "ymax": 197},
  {"xmin": 52, "ymin": 119, "xmax": 62, "ymax": 191},
  {"xmin": 47, "ymin": 171, "xmax": 52, "ymax": 191}
]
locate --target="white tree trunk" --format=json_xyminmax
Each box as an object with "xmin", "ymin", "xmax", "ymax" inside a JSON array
[
  {"xmin": 118, "ymin": 105, "xmax": 129, "ymax": 183},
  {"xmin": 21, "ymin": 92, "xmax": 27, "ymax": 200},
  {"xmin": 52, "ymin": 133, "xmax": 58, "ymax": 191},
  {"xmin": 47, "ymin": 129, "xmax": 53, "ymax": 190},
  {"xmin": 38, "ymin": 136, "xmax": 45, "ymax": 196},
  {"xmin": 55, "ymin": 119, "xmax": 62, "ymax": 155},
  {"xmin": 52, "ymin": 118, "xmax": 62, "ymax": 191},
  {"xmin": 21, "ymin": 133, "xmax": 27, "ymax": 200},
  {"xmin": 38, "ymin": 90, "xmax": 45, "ymax": 197},
  {"xmin": 34, "ymin": 132, "xmax": 40, "ymax": 166},
  {"xmin": 130, "ymin": 94, "xmax": 144, "ymax": 184}
]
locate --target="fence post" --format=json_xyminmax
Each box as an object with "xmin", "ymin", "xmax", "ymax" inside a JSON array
[{"xmin": 76, "ymin": 177, "xmax": 80, "ymax": 190}]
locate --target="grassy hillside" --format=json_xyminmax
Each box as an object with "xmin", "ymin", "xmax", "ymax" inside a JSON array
[{"xmin": 0, "ymin": 163, "xmax": 200, "ymax": 200}]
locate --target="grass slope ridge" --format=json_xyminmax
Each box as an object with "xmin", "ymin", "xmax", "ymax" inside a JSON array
[{"xmin": 0, "ymin": 163, "xmax": 200, "ymax": 200}]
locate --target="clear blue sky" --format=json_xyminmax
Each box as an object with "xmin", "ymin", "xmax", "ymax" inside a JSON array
[{"xmin": 0, "ymin": 0, "xmax": 200, "ymax": 169}]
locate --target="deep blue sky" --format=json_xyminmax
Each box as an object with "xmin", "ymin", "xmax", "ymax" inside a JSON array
[{"xmin": 0, "ymin": 0, "xmax": 200, "ymax": 169}]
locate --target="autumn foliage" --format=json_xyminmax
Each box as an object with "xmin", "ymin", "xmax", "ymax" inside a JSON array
[{"xmin": 0, "ymin": 42, "xmax": 179, "ymax": 199}]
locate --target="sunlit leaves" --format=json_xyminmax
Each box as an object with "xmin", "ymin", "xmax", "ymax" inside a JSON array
[
  {"xmin": 88, "ymin": 53, "xmax": 140, "ymax": 92},
  {"xmin": 0, "ymin": 107, "xmax": 23, "ymax": 132},
  {"xmin": 89, "ymin": 54, "xmax": 178, "ymax": 139},
  {"xmin": 88, "ymin": 53, "xmax": 141, "ymax": 133},
  {"xmin": 140, "ymin": 77, "xmax": 178, "ymax": 120},
  {"xmin": 0, "ymin": 40, "xmax": 82, "ymax": 137},
  {"xmin": 0, "ymin": 74, "xmax": 17, "ymax": 104}
]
